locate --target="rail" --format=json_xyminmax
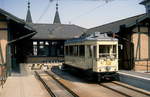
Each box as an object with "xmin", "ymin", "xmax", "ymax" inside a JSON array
[
  {"xmin": 34, "ymin": 71, "xmax": 56, "ymax": 97},
  {"xmin": 99, "ymin": 81, "xmax": 150, "ymax": 97},
  {"xmin": 35, "ymin": 71, "xmax": 79, "ymax": 97},
  {"xmin": 45, "ymin": 71, "xmax": 79, "ymax": 97},
  {"xmin": 112, "ymin": 81, "xmax": 150, "ymax": 96}
]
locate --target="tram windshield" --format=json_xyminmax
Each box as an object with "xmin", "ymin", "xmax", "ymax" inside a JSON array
[{"xmin": 99, "ymin": 45, "xmax": 117, "ymax": 58}]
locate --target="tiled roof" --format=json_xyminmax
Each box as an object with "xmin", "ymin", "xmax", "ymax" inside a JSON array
[
  {"xmin": 86, "ymin": 14, "xmax": 146, "ymax": 35},
  {"xmin": 29, "ymin": 23, "xmax": 87, "ymax": 40}
]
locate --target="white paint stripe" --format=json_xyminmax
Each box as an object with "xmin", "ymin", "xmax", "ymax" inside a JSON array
[{"xmin": 118, "ymin": 72, "xmax": 150, "ymax": 81}]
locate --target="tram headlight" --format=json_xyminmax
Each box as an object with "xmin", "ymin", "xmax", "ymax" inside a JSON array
[
  {"xmin": 99, "ymin": 69, "xmax": 101, "ymax": 72},
  {"xmin": 106, "ymin": 66, "xmax": 111, "ymax": 71}
]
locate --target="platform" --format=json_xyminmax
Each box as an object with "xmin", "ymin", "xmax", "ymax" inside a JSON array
[
  {"xmin": 0, "ymin": 64, "xmax": 50, "ymax": 97},
  {"xmin": 118, "ymin": 70, "xmax": 150, "ymax": 91}
]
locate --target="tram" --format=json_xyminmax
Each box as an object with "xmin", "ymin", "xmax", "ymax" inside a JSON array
[{"xmin": 63, "ymin": 32, "xmax": 118, "ymax": 82}]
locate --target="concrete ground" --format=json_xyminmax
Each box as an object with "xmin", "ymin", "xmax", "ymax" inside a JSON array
[
  {"xmin": 119, "ymin": 70, "xmax": 150, "ymax": 91},
  {"xmin": 0, "ymin": 64, "xmax": 50, "ymax": 97}
]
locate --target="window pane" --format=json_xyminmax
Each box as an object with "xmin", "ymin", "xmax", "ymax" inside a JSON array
[
  {"xmin": 79, "ymin": 45, "xmax": 85, "ymax": 56},
  {"xmin": 45, "ymin": 41, "xmax": 49, "ymax": 45},
  {"xmin": 33, "ymin": 41, "xmax": 37, "ymax": 45},
  {"xmin": 65, "ymin": 46, "xmax": 68, "ymax": 55},
  {"xmin": 93, "ymin": 46, "xmax": 96, "ymax": 58},
  {"xmin": 99, "ymin": 45, "xmax": 116, "ymax": 58},
  {"xmin": 99, "ymin": 45, "xmax": 111, "ymax": 57},
  {"xmin": 40, "ymin": 41, "xmax": 44, "ymax": 45},
  {"xmin": 113, "ymin": 45, "xmax": 116, "ymax": 53},
  {"xmin": 69, "ymin": 46, "xmax": 73, "ymax": 56},
  {"xmin": 73, "ymin": 45, "xmax": 78, "ymax": 56},
  {"xmin": 87, "ymin": 45, "xmax": 93, "ymax": 57},
  {"xmin": 33, "ymin": 45, "xmax": 37, "ymax": 56}
]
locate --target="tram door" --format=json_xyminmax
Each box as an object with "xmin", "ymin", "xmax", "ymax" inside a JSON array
[{"xmin": 85, "ymin": 45, "xmax": 97, "ymax": 69}]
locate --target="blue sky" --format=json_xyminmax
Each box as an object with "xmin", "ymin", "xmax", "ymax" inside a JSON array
[{"xmin": 0, "ymin": 0, "xmax": 145, "ymax": 28}]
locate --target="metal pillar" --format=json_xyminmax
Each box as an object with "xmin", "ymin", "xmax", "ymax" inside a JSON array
[{"xmin": 6, "ymin": 44, "xmax": 12, "ymax": 76}]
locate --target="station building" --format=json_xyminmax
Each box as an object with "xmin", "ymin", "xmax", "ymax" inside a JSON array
[
  {"xmin": 86, "ymin": 0, "xmax": 150, "ymax": 71},
  {"xmin": 0, "ymin": 0, "xmax": 150, "ymax": 75},
  {"xmin": 0, "ymin": 8, "xmax": 36, "ymax": 74},
  {"xmin": 25, "ymin": 3, "xmax": 86, "ymax": 63},
  {"xmin": 0, "ymin": 1, "xmax": 86, "ymax": 75}
]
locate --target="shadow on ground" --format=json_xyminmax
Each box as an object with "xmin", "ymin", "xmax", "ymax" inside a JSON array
[{"xmin": 50, "ymin": 66, "xmax": 115, "ymax": 84}]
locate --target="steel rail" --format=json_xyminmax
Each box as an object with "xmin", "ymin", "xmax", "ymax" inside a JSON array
[
  {"xmin": 34, "ymin": 71, "xmax": 56, "ymax": 97},
  {"xmin": 45, "ymin": 71, "xmax": 79, "ymax": 97},
  {"xmin": 99, "ymin": 84, "xmax": 132, "ymax": 97},
  {"xmin": 111, "ymin": 81, "xmax": 150, "ymax": 96}
]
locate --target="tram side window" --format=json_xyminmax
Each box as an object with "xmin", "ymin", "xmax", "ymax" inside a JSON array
[
  {"xmin": 87, "ymin": 45, "xmax": 92, "ymax": 57},
  {"xmin": 79, "ymin": 45, "xmax": 85, "ymax": 56},
  {"xmin": 93, "ymin": 46, "xmax": 96, "ymax": 58},
  {"xmin": 65, "ymin": 46, "xmax": 69, "ymax": 56},
  {"xmin": 87, "ymin": 45, "xmax": 96, "ymax": 58},
  {"xmin": 69, "ymin": 46, "xmax": 73, "ymax": 56},
  {"xmin": 73, "ymin": 46, "xmax": 78, "ymax": 56}
]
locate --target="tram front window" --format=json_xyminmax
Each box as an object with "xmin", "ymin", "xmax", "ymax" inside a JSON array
[{"xmin": 99, "ymin": 45, "xmax": 117, "ymax": 58}]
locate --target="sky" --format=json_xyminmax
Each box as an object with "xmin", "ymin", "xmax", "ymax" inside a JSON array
[{"xmin": 0, "ymin": 0, "xmax": 145, "ymax": 28}]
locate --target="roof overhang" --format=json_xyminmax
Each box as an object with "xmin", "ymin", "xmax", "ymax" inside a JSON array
[
  {"xmin": 0, "ymin": 8, "xmax": 36, "ymax": 32},
  {"xmin": 126, "ymin": 14, "xmax": 150, "ymax": 28},
  {"xmin": 140, "ymin": 0, "xmax": 150, "ymax": 5},
  {"xmin": 8, "ymin": 32, "xmax": 37, "ymax": 44},
  {"xmin": 0, "ymin": 8, "xmax": 38, "ymax": 44}
]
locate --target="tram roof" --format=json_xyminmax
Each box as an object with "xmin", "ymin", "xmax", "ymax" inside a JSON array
[{"xmin": 65, "ymin": 32, "xmax": 118, "ymax": 44}]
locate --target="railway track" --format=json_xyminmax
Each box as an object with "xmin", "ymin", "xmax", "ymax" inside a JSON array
[
  {"xmin": 35, "ymin": 68, "xmax": 150, "ymax": 97},
  {"xmin": 100, "ymin": 81, "xmax": 150, "ymax": 97},
  {"xmin": 35, "ymin": 71, "xmax": 79, "ymax": 97}
]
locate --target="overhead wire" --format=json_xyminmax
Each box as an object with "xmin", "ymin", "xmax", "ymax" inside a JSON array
[
  {"xmin": 36, "ymin": 0, "xmax": 53, "ymax": 23},
  {"xmin": 70, "ymin": 0, "xmax": 114, "ymax": 22},
  {"xmin": 36, "ymin": 0, "xmax": 115, "ymax": 23}
]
